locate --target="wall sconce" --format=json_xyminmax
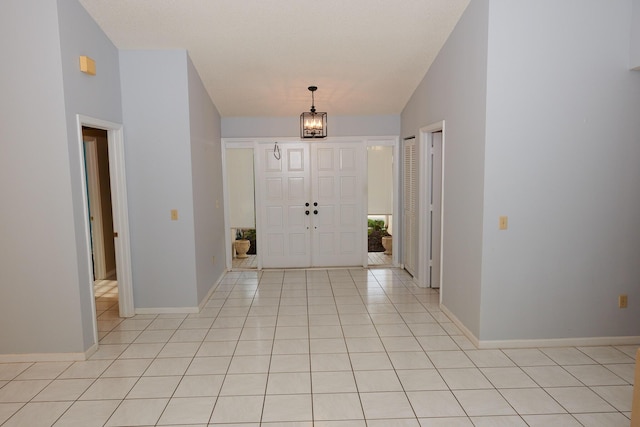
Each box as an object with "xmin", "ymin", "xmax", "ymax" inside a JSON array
[{"xmin": 300, "ymin": 86, "xmax": 327, "ymax": 138}]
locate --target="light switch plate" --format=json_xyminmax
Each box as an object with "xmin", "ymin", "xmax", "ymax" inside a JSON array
[{"xmin": 499, "ymin": 216, "xmax": 508, "ymax": 230}]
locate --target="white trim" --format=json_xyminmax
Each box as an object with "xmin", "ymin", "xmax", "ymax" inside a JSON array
[
  {"xmin": 106, "ymin": 124, "xmax": 135, "ymax": 318},
  {"xmin": 221, "ymin": 139, "xmax": 259, "ymax": 271},
  {"xmin": 223, "ymin": 136, "xmax": 391, "ymax": 270},
  {"xmin": 441, "ymin": 303, "xmax": 481, "ymax": 348},
  {"xmin": 133, "ymin": 272, "xmax": 226, "ymax": 315},
  {"xmin": 417, "ymin": 122, "xmax": 446, "ymax": 307},
  {"xmin": 478, "ymin": 336, "xmax": 640, "ymax": 349},
  {"xmin": 0, "ymin": 343, "xmax": 99, "ymax": 363},
  {"xmin": 76, "ymin": 115, "xmax": 135, "ymax": 353},
  {"xmin": 440, "ymin": 304, "xmax": 640, "ymax": 349},
  {"xmin": 365, "ymin": 137, "xmax": 400, "ymax": 268},
  {"xmin": 198, "ymin": 271, "xmax": 226, "ymax": 310},
  {"xmin": 221, "ymin": 141, "xmax": 231, "ymax": 271}
]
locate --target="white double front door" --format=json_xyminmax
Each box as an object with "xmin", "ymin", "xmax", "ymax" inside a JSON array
[{"xmin": 257, "ymin": 140, "xmax": 364, "ymax": 268}]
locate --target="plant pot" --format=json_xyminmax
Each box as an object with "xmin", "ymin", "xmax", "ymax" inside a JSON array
[
  {"xmin": 234, "ymin": 239, "xmax": 250, "ymax": 259},
  {"xmin": 381, "ymin": 236, "xmax": 392, "ymax": 255}
]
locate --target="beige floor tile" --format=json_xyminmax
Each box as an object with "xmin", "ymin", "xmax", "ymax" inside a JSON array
[
  {"xmin": 105, "ymin": 398, "xmax": 168, "ymax": 426},
  {"xmin": 267, "ymin": 372, "xmax": 311, "ymax": 394},
  {"xmin": 313, "ymin": 393, "xmax": 364, "ymax": 420},
  {"xmin": 210, "ymin": 395, "xmax": 263, "ymax": 424},
  {"xmin": 52, "ymin": 400, "xmax": 120, "ymax": 427},
  {"xmin": 2, "ymin": 401, "xmax": 71, "ymax": 427},
  {"xmin": 312, "ymin": 371, "xmax": 357, "ymax": 394},
  {"xmin": 406, "ymin": 390, "xmax": 465, "ymax": 418},
  {"xmin": 0, "ymin": 380, "xmax": 51, "ymax": 402},
  {"xmin": 32, "ymin": 379, "xmax": 93, "ymax": 401},
  {"xmin": 157, "ymin": 397, "xmax": 216, "ymax": 425},
  {"xmin": 219, "ymin": 373, "xmax": 267, "ymax": 396},
  {"xmin": 127, "ymin": 375, "xmax": 181, "ymax": 398},
  {"xmin": 499, "ymin": 388, "xmax": 566, "ymax": 415},
  {"xmin": 262, "ymin": 394, "xmax": 312, "ymax": 422},
  {"xmin": 174, "ymin": 375, "xmax": 224, "ymax": 397},
  {"xmin": 453, "ymin": 389, "xmax": 515, "ymax": 417}
]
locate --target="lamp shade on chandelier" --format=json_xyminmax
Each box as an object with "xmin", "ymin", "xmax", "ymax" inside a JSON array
[{"xmin": 300, "ymin": 86, "xmax": 327, "ymax": 138}]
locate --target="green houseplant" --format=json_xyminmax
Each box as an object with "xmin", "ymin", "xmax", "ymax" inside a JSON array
[{"xmin": 367, "ymin": 219, "xmax": 390, "ymax": 252}]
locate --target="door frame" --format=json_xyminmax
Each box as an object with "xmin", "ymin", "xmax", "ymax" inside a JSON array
[
  {"xmin": 418, "ymin": 121, "xmax": 445, "ymax": 297},
  {"xmin": 223, "ymin": 136, "xmax": 392, "ymax": 270},
  {"xmin": 365, "ymin": 137, "xmax": 400, "ymax": 268},
  {"xmin": 221, "ymin": 138, "xmax": 264, "ymax": 271},
  {"xmin": 76, "ymin": 115, "xmax": 135, "ymax": 338}
]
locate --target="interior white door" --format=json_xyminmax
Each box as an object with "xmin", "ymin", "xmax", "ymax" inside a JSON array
[
  {"xmin": 83, "ymin": 137, "xmax": 107, "ymax": 280},
  {"xmin": 258, "ymin": 140, "xmax": 364, "ymax": 268},
  {"xmin": 260, "ymin": 142, "xmax": 311, "ymax": 268},
  {"xmin": 311, "ymin": 142, "xmax": 363, "ymax": 267},
  {"xmin": 430, "ymin": 132, "xmax": 443, "ymax": 288},
  {"xmin": 403, "ymin": 138, "xmax": 418, "ymax": 276}
]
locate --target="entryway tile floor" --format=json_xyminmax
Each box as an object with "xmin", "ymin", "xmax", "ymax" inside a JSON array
[
  {"xmin": 0, "ymin": 268, "xmax": 637, "ymax": 426},
  {"xmin": 232, "ymin": 253, "xmax": 393, "ymax": 270}
]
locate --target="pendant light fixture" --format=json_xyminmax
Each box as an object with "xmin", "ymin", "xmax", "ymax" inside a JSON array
[{"xmin": 300, "ymin": 85, "xmax": 327, "ymax": 138}]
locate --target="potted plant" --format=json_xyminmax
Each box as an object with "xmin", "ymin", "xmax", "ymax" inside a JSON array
[
  {"xmin": 367, "ymin": 219, "xmax": 391, "ymax": 254},
  {"xmin": 381, "ymin": 234, "xmax": 392, "ymax": 255},
  {"xmin": 234, "ymin": 229, "xmax": 251, "ymax": 259}
]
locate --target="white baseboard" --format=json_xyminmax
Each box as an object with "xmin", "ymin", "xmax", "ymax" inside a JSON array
[
  {"xmin": 134, "ymin": 271, "xmax": 227, "ymax": 315},
  {"xmin": 198, "ymin": 271, "xmax": 226, "ymax": 311},
  {"xmin": 0, "ymin": 342, "xmax": 99, "ymax": 363},
  {"xmin": 440, "ymin": 303, "xmax": 640, "ymax": 349},
  {"xmin": 478, "ymin": 336, "xmax": 640, "ymax": 349},
  {"xmin": 84, "ymin": 342, "xmax": 98, "ymax": 359},
  {"xmin": 440, "ymin": 303, "xmax": 481, "ymax": 348}
]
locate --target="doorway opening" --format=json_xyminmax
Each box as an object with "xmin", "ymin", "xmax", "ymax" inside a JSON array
[
  {"xmin": 224, "ymin": 146, "xmax": 258, "ymax": 270},
  {"xmin": 82, "ymin": 127, "xmax": 120, "ymax": 332},
  {"xmin": 367, "ymin": 145, "xmax": 394, "ymax": 267},
  {"xmin": 223, "ymin": 137, "xmax": 398, "ymax": 271},
  {"xmin": 76, "ymin": 115, "xmax": 134, "ymax": 348}
]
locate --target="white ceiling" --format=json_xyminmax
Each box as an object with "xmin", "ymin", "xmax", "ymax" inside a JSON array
[{"xmin": 78, "ymin": 0, "xmax": 469, "ymax": 117}]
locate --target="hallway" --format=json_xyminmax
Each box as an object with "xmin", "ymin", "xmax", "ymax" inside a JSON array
[{"xmin": 0, "ymin": 268, "xmax": 635, "ymax": 426}]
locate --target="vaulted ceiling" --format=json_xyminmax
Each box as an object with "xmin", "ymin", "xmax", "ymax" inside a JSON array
[{"xmin": 79, "ymin": 0, "xmax": 469, "ymax": 117}]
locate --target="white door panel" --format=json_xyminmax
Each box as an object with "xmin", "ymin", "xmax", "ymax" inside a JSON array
[
  {"xmin": 259, "ymin": 143, "xmax": 311, "ymax": 268},
  {"xmin": 403, "ymin": 138, "xmax": 418, "ymax": 276},
  {"xmin": 430, "ymin": 132, "xmax": 443, "ymax": 288},
  {"xmin": 311, "ymin": 142, "xmax": 363, "ymax": 267},
  {"xmin": 258, "ymin": 140, "xmax": 364, "ymax": 268}
]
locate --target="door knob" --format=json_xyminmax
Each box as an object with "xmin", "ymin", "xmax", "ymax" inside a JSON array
[
  {"xmin": 305, "ymin": 202, "xmax": 310, "ymax": 207},
  {"xmin": 314, "ymin": 210, "xmax": 318, "ymax": 215},
  {"xmin": 305, "ymin": 210, "xmax": 310, "ymax": 215},
  {"xmin": 313, "ymin": 202, "xmax": 318, "ymax": 206}
]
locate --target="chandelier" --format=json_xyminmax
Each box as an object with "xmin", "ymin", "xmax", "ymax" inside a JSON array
[{"xmin": 300, "ymin": 86, "xmax": 327, "ymax": 138}]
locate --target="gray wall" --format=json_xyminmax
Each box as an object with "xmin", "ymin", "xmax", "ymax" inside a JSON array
[
  {"xmin": 0, "ymin": 0, "xmax": 122, "ymax": 353},
  {"xmin": 402, "ymin": 0, "xmax": 640, "ymax": 342},
  {"xmin": 632, "ymin": 0, "xmax": 640, "ymax": 69},
  {"xmin": 222, "ymin": 115, "xmax": 400, "ymax": 138},
  {"xmin": 0, "ymin": 0, "xmax": 83, "ymax": 353},
  {"xmin": 120, "ymin": 50, "xmax": 199, "ymax": 309},
  {"xmin": 120, "ymin": 49, "xmax": 225, "ymax": 310},
  {"xmin": 480, "ymin": 0, "xmax": 640, "ymax": 340},
  {"xmin": 57, "ymin": 0, "xmax": 123, "ymax": 349},
  {"xmin": 186, "ymin": 56, "xmax": 227, "ymax": 302},
  {"xmin": 401, "ymin": 0, "xmax": 490, "ymax": 338}
]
